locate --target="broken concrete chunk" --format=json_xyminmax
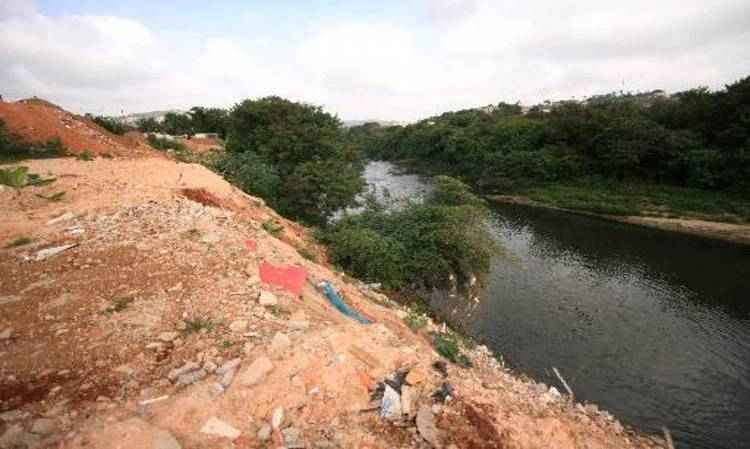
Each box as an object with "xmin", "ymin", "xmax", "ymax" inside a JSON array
[
  {"xmin": 215, "ymin": 358, "xmax": 240, "ymax": 375},
  {"xmin": 258, "ymin": 290, "xmax": 278, "ymax": 306},
  {"xmin": 238, "ymin": 356, "xmax": 273, "ymax": 386},
  {"xmin": 168, "ymin": 361, "xmax": 200, "ymax": 381},
  {"xmin": 257, "ymin": 423, "xmax": 272, "ymax": 441},
  {"xmin": 270, "ymin": 332, "xmax": 291, "ymax": 353},
  {"xmin": 380, "ymin": 384, "xmax": 402, "ymax": 419},
  {"xmin": 271, "ymin": 406, "xmax": 284, "ymax": 430},
  {"xmin": 200, "ymin": 416, "xmax": 240, "ymax": 440},
  {"xmin": 176, "ymin": 369, "xmax": 207, "ymax": 386}
]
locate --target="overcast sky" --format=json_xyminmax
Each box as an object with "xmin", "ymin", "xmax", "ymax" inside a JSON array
[{"xmin": 1, "ymin": 0, "xmax": 748, "ymax": 121}]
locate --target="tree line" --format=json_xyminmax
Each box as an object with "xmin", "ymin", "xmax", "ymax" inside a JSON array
[{"xmin": 352, "ymin": 76, "xmax": 750, "ymax": 194}]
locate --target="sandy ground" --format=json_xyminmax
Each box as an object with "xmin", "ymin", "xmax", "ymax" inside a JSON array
[
  {"xmin": 489, "ymin": 195, "xmax": 750, "ymax": 246},
  {"xmin": 0, "ymin": 155, "xmax": 669, "ymax": 449}
]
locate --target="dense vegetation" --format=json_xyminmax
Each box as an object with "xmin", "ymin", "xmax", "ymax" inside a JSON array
[
  {"xmin": 319, "ymin": 176, "xmax": 497, "ymax": 290},
  {"xmin": 136, "ymin": 107, "xmax": 228, "ymax": 138},
  {"xmin": 352, "ymin": 76, "xmax": 750, "ymax": 217},
  {"xmin": 89, "ymin": 115, "xmax": 130, "ymax": 135},
  {"xmin": 213, "ymin": 96, "xmax": 365, "ymax": 225},
  {"xmin": 0, "ymin": 119, "xmax": 66, "ymax": 162}
]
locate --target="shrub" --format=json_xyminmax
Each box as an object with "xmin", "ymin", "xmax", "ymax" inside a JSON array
[
  {"xmin": 320, "ymin": 177, "xmax": 497, "ymax": 290},
  {"xmin": 91, "ymin": 115, "xmax": 129, "ymax": 135}
]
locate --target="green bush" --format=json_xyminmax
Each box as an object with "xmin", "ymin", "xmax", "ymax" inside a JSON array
[
  {"xmin": 0, "ymin": 120, "xmax": 66, "ymax": 162},
  {"xmin": 320, "ymin": 177, "xmax": 497, "ymax": 290},
  {"xmin": 91, "ymin": 115, "xmax": 129, "ymax": 135}
]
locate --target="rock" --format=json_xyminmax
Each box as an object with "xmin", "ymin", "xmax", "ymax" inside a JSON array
[
  {"xmin": 0, "ymin": 328, "xmax": 13, "ymax": 340},
  {"xmin": 176, "ymin": 369, "xmax": 207, "ymax": 386},
  {"xmin": 203, "ymin": 361, "xmax": 217, "ymax": 374},
  {"xmin": 416, "ymin": 406, "xmax": 442, "ymax": 448},
  {"xmin": 220, "ymin": 368, "xmax": 236, "ymax": 388},
  {"xmin": 216, "ymin": 358, "xmax": 240, "ymax": 375},
  {"xmin": 282, "ymin": 427, "xmax": 302, "ymax": 446},
  {"xmin": 257, "ymin": 423, "xmax": 272, "ymax": 441},
  {"xmin": 229, "ymin": 320, "xmax": 248, "ymax": 333},
  {"xmin": 401, "ymin": 385, "xmax": 419, "ymax": 418},
  {"xmin": 271, "ymin": 406, "xmax": 285, "ymax": 429},
  {"xmin": 114, "ymin": 364, "xmax": 135, "ymax": 376},
  {"xmin": 200, "ymin": 416, "xmax": 240, "ymax": 440},
  {"xmin": 270, "ymin": 332, "xmax": 291, "ymax": 353},
  {"xmin": 238, "ymin": 356, "xmax": 273, "ymax": 386},
  {"xmin": 31, "ymin": 418, "xmax": 59, "ymax": 435},
  {"xmin": 168, "ymin": 361, "xmax": 200, "ymax": 381},
  {"xmin": 380, "ymin": 384, "xmax": 402, "ymax": 419},
  {"xmin": 0, "ymin": 424, "xmax": 26, "ymax": 448},
  {"xmin": 258, "ymin": 290, "xmax": 278, "ymax": 306},
  {"xmin": 159, "ymin": 332, "xmax": 180, "ymax": 343}
]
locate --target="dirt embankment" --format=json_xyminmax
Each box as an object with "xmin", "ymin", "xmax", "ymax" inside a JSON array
[
  {"xmin": 1, "ymin": 102, "xmax": 668, "ymax": 449},
  {"xmin": 489, "ymin": 195, "xmax": 750, "ymax": 246},
  {"xmin": 0, "ymin": 99, "xmax": 157, "ymax": 158}
]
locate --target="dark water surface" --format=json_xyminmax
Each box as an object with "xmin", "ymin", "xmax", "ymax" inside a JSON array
[{"xmin": 363, "ymin": 161, "xmax": 750, "ymax": 449}]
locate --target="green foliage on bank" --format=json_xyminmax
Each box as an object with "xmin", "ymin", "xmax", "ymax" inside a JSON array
[
  {"xmin": 354, "ymin": 76, "xmax": 750, "ymax": 196},
  {"xmin": 319, "ymin": 176, "xmax": 498, "ymax": 290},
  {"xmin": 91, "ymin": 115, "xmax": 130, "ymax": 135},
  {"xmin": 215, "ymin": 96, "xmax": 365, "ymax": 225},
  {"xmin": 0, "ymin": 119, "xmax": 66, "ymax": 162}
]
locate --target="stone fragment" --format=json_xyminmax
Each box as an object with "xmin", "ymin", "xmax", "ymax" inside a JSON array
[
  {"xmin": 216, "ymin": 358, "xmax": 240, "ymax": 375},
  {"xmin": 168, "ymin": 361, "xmax": 200, "ymax": 381},
  {"xmin": 401, "ymin": 385, "xmax": 419, "ymax": 418},
  {"xmin": 176, "ymin": 369, "xmax": 207, "ymax": 386},
  {"xmin": 238, "ymin": 356, "xmax": 273, "ymax": 386},
  {"xmin": 270, "ymin": 332, "xmax": 291, "ymax": 353},
  {"xmin": 380, "ymin": 384, "xmax": 402, "ymax": 419},
  {"xmin": 416, "ymin": 405, "xmax": 442, "ymax": 448},
  {"xmin": 159, "ymin": 332, "xmax": 180, "ymax": 342},
  {"xmin": 271, "ymin": 406, "xmax": 284, "ymax": 429},
  {"xmin": 200, "ymin": 416, "xmax": 240, "ymax": 440},
  {"xmin": 258, "ymin": 290, "xmax": 278, "ymax": 306},
  {"xmin": 46, "ymin": 212, "xmax": 75, "ymax": 225},
  {"xmin": 203, "ymin": 361, "xmax": 217, "ymax": 374},
  {"xmin": 256, "ymin": 423, "xmax": 272, "ymax": 441},
  {"xmin": 0, "ymin": 296, "xmax": 22, "ymax": 306},
  {"xmin": 0, "ymin": 328, "xmax": 13, "ymax": 340}
]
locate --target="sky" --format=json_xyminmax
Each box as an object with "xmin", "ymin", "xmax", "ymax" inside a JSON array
[{"xmin": 1, "ymin": 0, "xmax": 749, "ymax": 121}]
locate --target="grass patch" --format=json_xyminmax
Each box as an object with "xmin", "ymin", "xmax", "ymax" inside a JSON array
[
  {"xmin": 183, "ymin": 316, "xmax": 216, "ymax": 334},
  {"xmin": 101, "ymin": 296, "xmax": 135, "ymax": 314},
  {"xmin": 515, "ymin": 182, "xmax": 750, "ymax": 223},
  {"xmin": 403, "ymin": 309, "xmax": 428, "ymax": 331},
  {"xmin": 4, "ymin": 237, "xmax": 33, "ymax": 248},
  {"xmin": 221, "ymin": 340, "xmax": 234, "ymax": 349},
  {"xmin": 433, "ymin": 332, "xmax": 472, "ymax": 367},
  {"xmin": 297, "ymin": 246, "xmax": 317, "ymax": 262},
  {"xmin": 262, "ymin": 219, "xmax": 284, "ymax": 236},
  {"xmin": 181, "ymin": 228, "xmax": 202, "ymax": 240},
  {"xmin": 77, "ymin": 150, "xmax": 94, "ymax": 161},
  {"xmin": 0, "ymin": 166, "xmax": 56, "ymax": 188}
]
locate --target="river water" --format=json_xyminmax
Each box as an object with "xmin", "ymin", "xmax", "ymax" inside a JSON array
[{"xmin": 363, "ymin": 161, "xmax": 750, "ymax": 449}]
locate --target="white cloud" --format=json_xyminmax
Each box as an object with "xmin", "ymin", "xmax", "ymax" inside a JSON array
[{"xmin": 0, "ymin": 0, "xmax": 748, "ymax": 120}]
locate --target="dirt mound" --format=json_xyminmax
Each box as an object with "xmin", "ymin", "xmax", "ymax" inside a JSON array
[
  {"xmin": 0, "ymin": 156, "xmax": 668, "ymax": 449},
  {"xmin": 0, "ymin": 100, "xmax": 156, "ymax": 158},
  {"xmin": 178, "ymin": 136, "xmax": 224, "ymax": 154}
]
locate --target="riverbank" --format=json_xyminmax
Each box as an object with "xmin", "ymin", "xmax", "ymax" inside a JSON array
[
  {"xmin": 0, "ymin": 155, "xmax": 670, "ymax": 449},
  {"xmin": 488, "ymin": 185, "xmax": 750, "ymax": 246}
]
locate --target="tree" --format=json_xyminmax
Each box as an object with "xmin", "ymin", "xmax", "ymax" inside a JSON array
[
  {"xmin": 136, "ymin": 117, "xmax": 161, "ymax": 133},
  {"xmin": 188, "ymin": 106, "xmax": 228, "ymax": 138},
  {"xmin": 222, "ymin": 96, "xmax": 364, "ymax": 224}
]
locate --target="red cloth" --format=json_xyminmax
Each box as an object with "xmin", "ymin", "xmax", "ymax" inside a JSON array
[{"xmin": 259, "ymin": 262, "xmax": 308, "ymax": 296}]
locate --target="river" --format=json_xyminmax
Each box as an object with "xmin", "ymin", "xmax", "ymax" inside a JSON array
[{"xmin": 362, "ymin": 161, "xmax": 750, "ymax": 449}]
